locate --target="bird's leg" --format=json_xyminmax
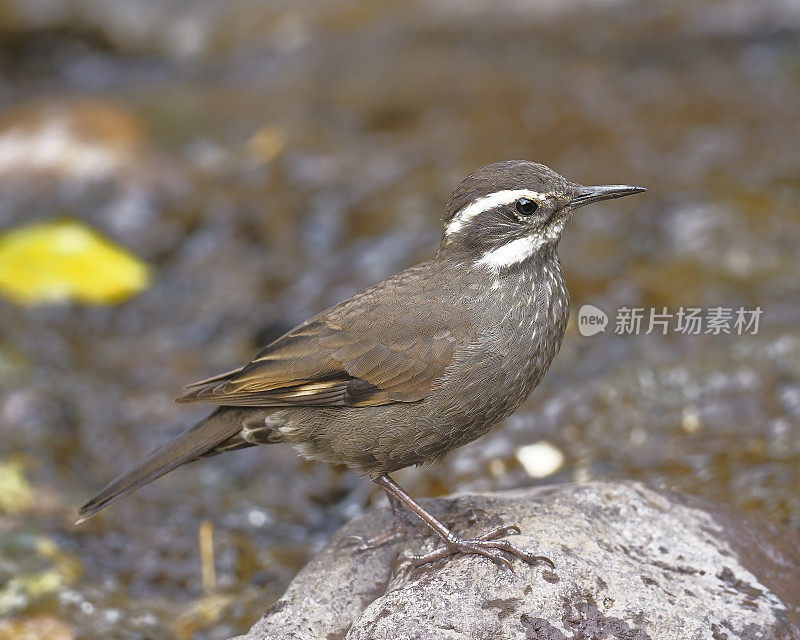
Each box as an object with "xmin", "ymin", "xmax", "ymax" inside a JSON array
[
  {"xmin": 373, "ymin": 473, "xmax": 554, "ymax": 570},
  {"xmin": 339, "ymin": 482, "xmax": 489, "ymax": 552}
]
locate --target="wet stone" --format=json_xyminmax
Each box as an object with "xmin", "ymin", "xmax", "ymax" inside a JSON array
[{"xmin": 235, "ymin": 482, "xmax": 800, "ymax": 640}]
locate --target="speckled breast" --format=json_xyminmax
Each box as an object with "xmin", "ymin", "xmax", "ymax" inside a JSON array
[{"xmin": 394, "ymin": 247, "xmax": 571, "ymax": 466}]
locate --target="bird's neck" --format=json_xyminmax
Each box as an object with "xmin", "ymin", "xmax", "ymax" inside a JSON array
[
  {"xmin": 434, "ymin": 243, "xmax": 567, "ymax": 317},
  {"xmin": 489, "ymin": 245, "xmax": 567, "ymax": 314},
  {"xmin": 438, "ymin": 229, "xmax": 562, "ymax": 274},
  {"xmin": 496, "ymin": 241, "xmax": 562, "ymax": 279}
]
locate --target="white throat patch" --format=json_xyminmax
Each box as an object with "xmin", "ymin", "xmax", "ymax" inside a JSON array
[
  {"xmin": 445, "ymin": 189, "xmax": 548, "ymax": 236},
  {"xmin": 476, "ymin": 218, "xmax": 567, "ymax": 271}
]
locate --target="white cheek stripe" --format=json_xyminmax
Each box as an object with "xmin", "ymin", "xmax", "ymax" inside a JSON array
[
  {"xmin": 476, "ymin": 218, "xmax": 567, "ymax": 271},
  {"xmin": 445, "ymin": 189, "xmax": 547, "ymax": 235}
]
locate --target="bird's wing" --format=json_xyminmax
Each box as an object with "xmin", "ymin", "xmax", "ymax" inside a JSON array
[{"xmin": 174, "ymin": 265, "xmax": 468, "ymax": 408}]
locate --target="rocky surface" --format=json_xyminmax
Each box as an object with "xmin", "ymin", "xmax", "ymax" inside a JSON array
[{"xmin": 236, "ymin": 482, "xmax": 800, "ymax": 640}]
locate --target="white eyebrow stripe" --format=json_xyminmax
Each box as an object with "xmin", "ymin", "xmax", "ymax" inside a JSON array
[{"xmin": 445, "ymin": 189, "xmax": 547, "ymax": 235}]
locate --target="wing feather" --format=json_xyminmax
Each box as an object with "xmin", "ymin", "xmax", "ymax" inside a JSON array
[{"xmin": 174, "ymin": 263, "xmax": 468, "ymax": 408}]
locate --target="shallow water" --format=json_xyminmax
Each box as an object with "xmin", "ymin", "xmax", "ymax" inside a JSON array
[{"xmin": 1, "ymin": 1, "xmax": 799, "ymax": 638}]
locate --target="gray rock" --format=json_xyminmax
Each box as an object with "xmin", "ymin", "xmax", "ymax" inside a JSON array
[{"xmin": 235, "ymin": 482, "xmax": 800, "ymax": 640}]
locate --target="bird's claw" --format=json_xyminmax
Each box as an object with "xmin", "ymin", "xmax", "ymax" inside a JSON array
[
  {"xmin": 337, "ymin": 534, "xmax": 366, "ymax": 549},
  {"xmin": 338, "ymin": 528, "xmax": 408, "ymax": 550},
  {"xmin": 407, "ymin": 524, "xmax": 554, "ymax": 570}
]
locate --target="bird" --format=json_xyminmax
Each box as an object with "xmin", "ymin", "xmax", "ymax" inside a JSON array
[{"xmin": 77, "ymin": 160, "xmax": 645, "ymax": 569}]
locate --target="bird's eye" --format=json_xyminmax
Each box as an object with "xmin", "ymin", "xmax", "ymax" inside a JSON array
[{"xmin": 515, "ymin": 198, "xmax": 538, "ymax": 216}]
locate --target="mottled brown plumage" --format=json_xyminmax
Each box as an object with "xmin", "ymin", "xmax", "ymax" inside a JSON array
[
  {"xmin": 173, "ymin": 265, "xmax": 464, "ymax": 408},
  {"xmin": 78, "ymin": 160, "xmax": 644, "ymax": 569}
]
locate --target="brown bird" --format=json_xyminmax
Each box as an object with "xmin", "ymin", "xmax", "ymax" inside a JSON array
[{"xmin": 78, "ymin": 160, "xmax": 644, "ymax": 569}]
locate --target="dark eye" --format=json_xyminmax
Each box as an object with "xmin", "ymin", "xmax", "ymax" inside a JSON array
[{"xmin": 515, "ymin": 198, "xmax": 538, "ymax": 216}]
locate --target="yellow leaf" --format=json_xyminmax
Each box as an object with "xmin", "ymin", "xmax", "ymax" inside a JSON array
[
  {"xmin": 0, "ymin": 220, "xmax": 150, "ymax": 305},
  {"xmin": 0, "ymin": 458, "xmax": 33, "ymax": 513}
]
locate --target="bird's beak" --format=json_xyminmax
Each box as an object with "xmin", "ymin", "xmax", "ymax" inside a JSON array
[{"xmin": 570, "ymin": 184, "xmax": 646, "ymax": 210}]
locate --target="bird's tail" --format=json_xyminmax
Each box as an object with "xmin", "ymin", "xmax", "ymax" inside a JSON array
[{"xmin": 76, "ymin": 408, "xmax": 242, "ymax": 524}]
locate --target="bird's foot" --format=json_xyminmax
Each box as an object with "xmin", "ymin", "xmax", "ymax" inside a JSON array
[
  {"xmin": 408, "ymin": 524, "xmax": 555, "ymax": 571},
  {"xmin": 368, "ymin": 475, "xmax": 553, "ymax": 571},
  {"xmin": 339, "ymin": 507, "xmax": 489, "ymax": 551}
]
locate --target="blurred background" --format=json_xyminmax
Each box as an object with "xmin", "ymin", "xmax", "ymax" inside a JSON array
[{"xmin": 1, "ymin": 0, "xmax": 799, "ymax": 638}]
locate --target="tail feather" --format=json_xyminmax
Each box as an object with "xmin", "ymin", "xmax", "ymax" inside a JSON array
[{"xmin": 76, "ymin": 409, "xmax": 242, "ymax": 524}]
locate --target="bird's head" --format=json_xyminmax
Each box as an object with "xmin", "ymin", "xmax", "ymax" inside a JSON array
[{"xmin": 439, "ymin": 160, "xmax": 645, "ymax": 271}]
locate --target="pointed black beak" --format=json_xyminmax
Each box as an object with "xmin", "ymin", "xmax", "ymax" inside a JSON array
[{"xmin": 570, "ymin": 184, "xmax": 646, "ymax": 210}]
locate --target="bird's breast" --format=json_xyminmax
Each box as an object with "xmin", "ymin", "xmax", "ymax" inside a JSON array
[{"xmin": 465, "ymin": 254, "xmax": 569, "ymax": 407}]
